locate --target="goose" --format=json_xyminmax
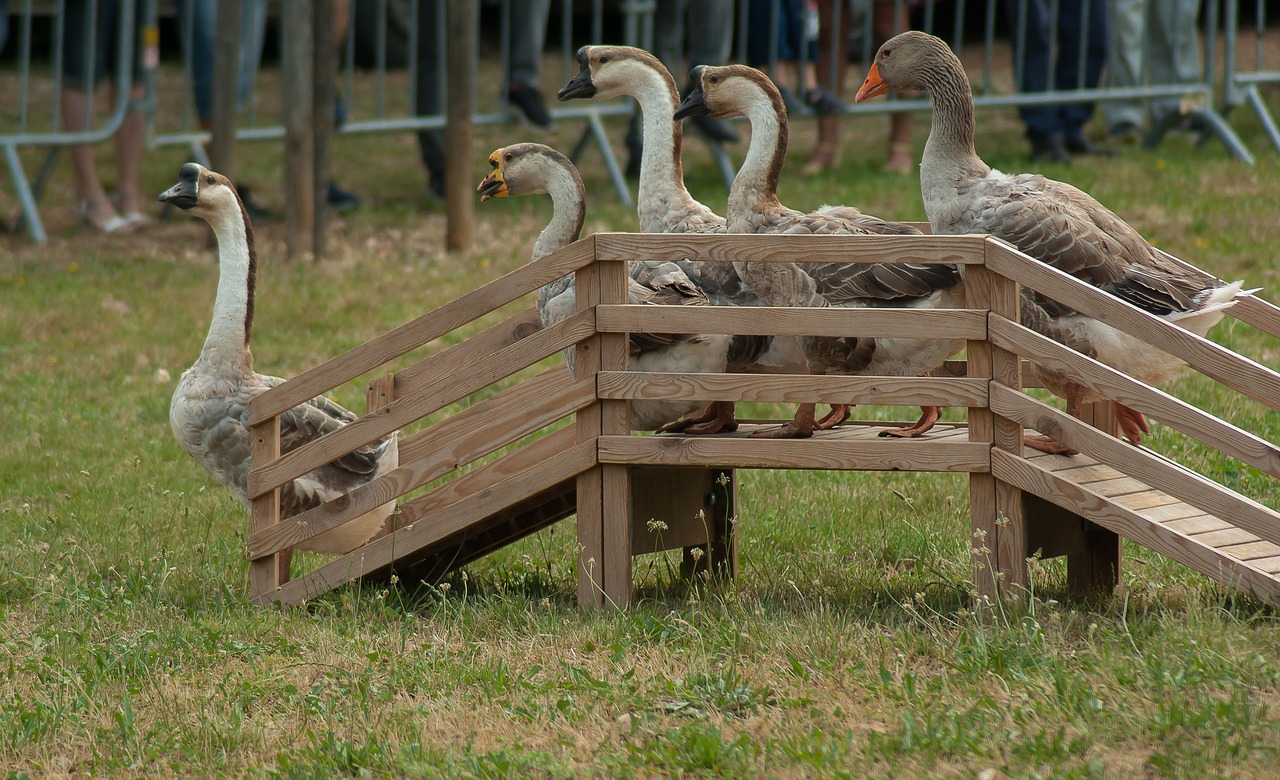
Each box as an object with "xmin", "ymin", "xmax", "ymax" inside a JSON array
[
  {"xmin": 476, "ymin": 142, "xmax": 731, "ymax": 431},
  {"xmin": 855, "ymin": 31, "xmax": 1245, "ymax": 451},
  {"xmin": 160, "ymin": 163, "xmax": 398, "ymax": 565},
  {"xmin": 676, "ymin": 63, "xmax": 966, "ymax": 439}
]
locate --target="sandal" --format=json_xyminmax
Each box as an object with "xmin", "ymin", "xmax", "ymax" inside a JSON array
[
  {"xmin": 77, "ymin": 196, "xmax": 133, "ymax": 234},
  {"xmin": 114, "ymin": 191, "xmax": 154, "ymax": 230}
]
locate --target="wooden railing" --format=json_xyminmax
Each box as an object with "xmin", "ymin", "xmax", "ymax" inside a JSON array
[{"xmin": 245, "ymin": 231, "xmax": 1280, "ymax": 607}]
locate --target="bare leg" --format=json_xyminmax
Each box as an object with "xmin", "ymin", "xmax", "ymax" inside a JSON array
[
  {"xmin": 801, "ymin": 0, "xmax": 850, "ymax": 174},
  {"xmin": 880, "ymin": 405, "xmax": 942, "ymax": 438},
  {"xmin": 61, "ymin": 84, "xmax": 123, "ymax": 229},
  {"xmin": 112, "ymin": 83, "xmax": 149, "ymax": 222},
  {"xmin": 876, "ymin": 0, "xmax": 915, "ymax": 173}
]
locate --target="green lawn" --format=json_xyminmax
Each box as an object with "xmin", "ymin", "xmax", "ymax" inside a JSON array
[{"xmin": 2, "ymin": 63, "xmax": 1280, "ymax": 777}]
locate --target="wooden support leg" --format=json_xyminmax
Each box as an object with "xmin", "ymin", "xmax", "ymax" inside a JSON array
[
  {"xmin": 601, "ymin": 464, "xmax": 633, "ymax": 608},
  {"xmin": 1067, "ymin": 522, "xmax": 1122, "ymax": 597},
  {"xmin": 576, "ymin": 467, "xmax": 605, "ymax": 608},
  {"xmin": 680, "ymin": 469, "xmax": 738, "ymax": 580}
]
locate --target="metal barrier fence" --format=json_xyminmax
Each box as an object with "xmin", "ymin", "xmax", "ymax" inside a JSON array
[{"xmin": 2, "ymin": 0, "xmax": 1277, "ymax": 244}]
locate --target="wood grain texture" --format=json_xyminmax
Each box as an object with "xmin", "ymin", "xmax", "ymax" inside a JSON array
[
  {"xmin": 248, "ymin": 372, "xmax": 591, "ymax": 557},
  {"xmin": 396, "ymin": 307, "xmax": 543, "ymax": 395},
  {"xmin": 596, "ymin": 372, "xmax": 988, "ymax": 407},
  {"xmin": 991, "ymin": 385, "xmax": 1280, "ymax": 545},
  {"xmin": 595, "ymin": 305, "xmax": 986, "ymax": 340},
  {"xmin": 255, "ymin": 439, "xmax": 596, "ymax": 607},
  {"xmin": 991, "ymin": 449, "xmax": 1280, "ymax": 607},
  {"xmin": 597, "ymin": 435, "xmax": 990, "ymax": 473},
  {"xmin": 985, "ymin": 241, "xmax": 1280, "ymax": 414},
  {"xmin": 964, "ymin": 266, "xmax": 1000, "ymax": 601},
  {"xmin": 249, "ymin": 236, "xmax": 596, "ymax": 423},
  {"xmin": 990, "ymin": 315, "xmax": 1280, "ymax": 479},
  {"xmin": 594, "ymin": 231, "xmax": 987, "ymax": 266},
  {"xmin": 248, "ymin": 310, "xmax": 595, "ymax": 499},
  {"xmin": 249, "ymin": 417, "xmax": 282, "ymax": 600}
]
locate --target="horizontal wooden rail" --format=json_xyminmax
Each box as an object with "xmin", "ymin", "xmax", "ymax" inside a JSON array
[
  {"xmin": 248, "ymin": 370, "xmax": 592, "ymax": 558},
  {"xmin": 248, "ymin": 236, "xmax": 597, "ymax": 424},
  {"xmin": 985, "ymin": 239, "xmax": 1280, "ymax": 414},
  {"xmin": 247, "ymin": 310, "xmax": 596, "ymax": 499},
  {"xmin": 597, "ymin": 372, "xmax": 988, "ymax": 407},
  {"xmin": 989, "ymin": 315, "xmax": 1280, "ymax": 479},
  {"xmin": 990, "ymin": 385, "xmax": 1280, "ymax": 545},
  {"xmin": 991, "ymin": 450, "xmax": 1280, "ymax": 606},
  {"xmin": 596, "ymin": 305, "xmax": 986, "ymax": 340},
  {"xmin": 255, "ymin": 433, "xmax": 595, "ymax": 606},
  {"xmin": 594, "ymin": 232, "xmax": 988, "ymax": 266},
  {"xmin": 395, "ymin": 306, "xmax": 543, "ymax": 396},
  {"xmin": 599, "ymin": 435, "xmax": 990, "ymax": 473}
]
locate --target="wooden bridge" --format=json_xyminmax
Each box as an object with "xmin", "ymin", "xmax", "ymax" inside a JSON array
[{"xmin": 243, "ymin": 232, "xmax": 1280, "ymax": 609}]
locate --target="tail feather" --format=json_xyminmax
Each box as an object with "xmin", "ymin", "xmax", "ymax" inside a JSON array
[{"xmin": 1170, "ymin": 280, "xmax": 1245, "ymax": 337}]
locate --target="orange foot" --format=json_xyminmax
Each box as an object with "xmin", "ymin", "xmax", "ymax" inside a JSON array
[
  {"xmin": 1024, "ymin": 434, "xmax": 1078, "ymax": 456},
  {"xmin": 815, "ymin": 404, "xmax": 851, "ymax": 430},
  {"xmin": 1116, "ymin": 404, "xmax": 1150, "ymax": 445},
  {"xmin": 879, "ymin": 405, "xmax": 942, "ymax": 439},
  {"xmin": 751, "ymin": 403, "xmax": 816, "ymax": 439}
]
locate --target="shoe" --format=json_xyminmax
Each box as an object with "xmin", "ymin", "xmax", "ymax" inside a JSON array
[
  {"xmin": 690, "ymin": 115, "xmax": 739, "ymax": 144},
  {"xmin": 1029, "ymin": 135, "xmax": 1072, "ymax": 164},
  {"xmin": 113, "ymin": 191, "xmax": 153, "ymax": 230},
  {"xmin": 1065, "ymin": 136, "xmax": 1116, "ymax": 156},
  {"xmin": 1107, "ymin": 120, "xmax": 1142, "ymax": 145},
  {"xmin": 426, "ymin": 174, "xmax": 445, "ymax": 201},
  {"xmin": 507, "ymin": 83, "xmax": 556, "ymax": 131},
  {"xmin": 803, "ymin": 86, "xmax": 844, "ymax": 117},
  {"xmin": 77, "ymin": 196, "xmax": 133, "ymax": 233},
  {"xmin": 327, "ymin": 182, "xmax": 361, "ymax": 212}
]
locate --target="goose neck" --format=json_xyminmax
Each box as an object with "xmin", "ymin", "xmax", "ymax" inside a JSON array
[
  {"xmin": 920, "ymin": 61, "xmax": 987, "ymax": 179},
  {"xmin": 630, "ymin": 70, "xmax": 689, "ymax": 233},
  {"xmin": 727, "ymin": 100, "xmax": 787, "ymax": 229},
  {"xmin": 532, "ymin": 168, "xmax": 586, "ymax": 261},
  {"xmin": 199, "ymin": 205, "xmax": 256, "ymax": 370}
]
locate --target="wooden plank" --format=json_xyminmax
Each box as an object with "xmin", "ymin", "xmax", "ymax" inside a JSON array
[
  {"xmin": 574, "ymin": 261, "xmax": 606, "ymax": 608},
  {"xmin": 964, "ymin": 265, "xmax": 999, "ymax": 601},
  {"xmin": 989, "ymin": 315, "xmax": 1280, "ymax": 479},
  {"xmin": 594, "ymin": 232, "xmax": 988, "ymax": 266},
  {"xmin": 596, "ymin": 305, "xmax": 986, "ymax": 340},
  {"xmin": 247, "ymin": 310, "xmax": 596, "ymax": 500},
  {"xmin": 991, "ymin": 450, "xmax": 1280, "ymax": 607},
  {"xmin": 1163, "ymin": 515, "xmax": 1232, "ymax": 534},
  {"xmin": 248, "ymin": 236, "xmax": 596, "ymax": 424},
  {"xmin": 597, "ymin": 372, "xmax": 988, "ymax": 407},
  {"xmin": 991, "ymin": 385, "xmax": 1280, "ymax": 547},
  {"xmin": 1082, "ymin": 476, "xmax": 1158, "ymax": 498},
  {"xmin": 1192, "ymin": 528, "xmax": 1260, "ymax": 548},
  {"xmin": 1142, "ymin": 503, "xmax": 1211, "ymax": 523},
  {"xmin": 598, "ymin": 257, "xmax": 634, "ymax": 609},
  {"xmin": 1112, "ymin": 490, "xmax": 1184, "ymax": 511},
  {"xmin": 1053, "ymin": 463, "xmax": 1128, "ymax": 484},
  {"xmin": 396, "ymin": 307, "xmax": 543, "ymax": 396},
  {"xmin": 598, "ymin": 435, "xmax": 991, "ymax": 473},
  {"xmin": 248, "ymin": 372, "xmax": 591, "ymax": 557},
  {"xmin": 988, "ymin": 261, "xmax": 1029, "ymax": 591},
  {"xmin": 985, "ymin": 241, "xmax": 1280, "ymax": 414},
  {"xmin": 1247, "ymin": 556, "xmax": 1280, "ymax": 574},
  {"xmin": 249, "ymin": 416, "xmax": 283, "ymax": 599},
  {"xmin": 256, "ymin": 441, "xmax": 597, "ymax": 606},
  {"xmin": 1218, "ymin": 541, "xmax": 1280, "ymax": 561}
]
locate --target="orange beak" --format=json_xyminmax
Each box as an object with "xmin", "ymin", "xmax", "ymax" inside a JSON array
[{"xmin": 855, "ymin": 63, "xmax": 887, "ymax": 103}]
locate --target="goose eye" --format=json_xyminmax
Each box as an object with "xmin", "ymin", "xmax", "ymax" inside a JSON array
[
  {"xmin": 504, "ymin": 153, "xmax": 514, "ymax": 162},
  {"xmin": 598, "ymin": 55, "xmax": 609, "ymax": 64},
  {"xmin": 709, "ymin": 75, "xmax": 719, "ymax": 84},
  {"xmin": 882, "ymin": 49, "xmax": 892, "ymax": 58},
  {"xmin": 206, "ymin": 175, "xmax": 215, "ymax": 184}
]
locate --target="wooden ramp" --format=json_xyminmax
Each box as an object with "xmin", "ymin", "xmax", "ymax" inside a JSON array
[{"xmin": 241, "ymin": 233, "xmax": 1280, "ymax": 609}]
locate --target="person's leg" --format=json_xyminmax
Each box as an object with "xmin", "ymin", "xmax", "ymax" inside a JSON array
[
  {"xmin": 413, "ymin": 0, "xmax": 445, "ymax": 194},
  {"xmin": 1057, "ymin": 0, "xmax": 1109, "ymax": 148},
  {"xmin": 1005, "ymin": 0, "xmax": 1066, "ymax": 157},
  {"xmin": 876, "ymin": 0, "xmax": 914, "ymax": 173},
  {"xmin": 679, "ymin": 0, "xmax": 737, "ymax": 142},
  {"xmin": 1102, "ymin": 0, "xmax": 1145, "ymax": 135},
  {"xmin": 505, "ymin": 0, "xmax": 554, "ymax": 129},
  {"xmin": 652, "ymin": 0, "xmax": 688, "ymax": 78},
  {"xmin": 112, "ymin": 86, "xmax": 147, "ymax": 218},
  {"xmin": 1147, "ymin": 0, "xmax": 1201, "ymax": 126},
  {"xmin": 802, "ymin": 0, "xmax": 850, "ymax": 173}
]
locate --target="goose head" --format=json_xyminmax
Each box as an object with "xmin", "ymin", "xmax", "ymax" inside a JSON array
[
  {"xmin": 558, "ymin": 45, "xmax": 676, "ymax": 102},
  {"xmin": 158, "ymin": 162, "xmax": 245, "ymax": 224},
  {"xmin": 855, "ymin": 30, "xmax": 952, "ymax": 102},
  {"xmin": 477, "ymin": 142, "xmax": 579, "ymax": 200}
]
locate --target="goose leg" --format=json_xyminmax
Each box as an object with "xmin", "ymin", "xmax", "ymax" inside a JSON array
[
  {"xmin": 751, "ymin": 402, "xmax": 817, "ymax": 439},
  {"xmin": 879, "ymin": 405, "xmax": 943, "ymax": 438},
  {"xmin": 657, "ymin": 401, "xmax": 739, "ymax": 435},
  {"xmin": 1115, "ymin": 404, "xmax": 1150, "ymax": 445},
  {"xmin": 814, "ymin": 403, "xmax": 851, "ymax": 430},
  {"xmin": 1023, "ymin": 381, "xmax": 1087, "ymax": 456}
]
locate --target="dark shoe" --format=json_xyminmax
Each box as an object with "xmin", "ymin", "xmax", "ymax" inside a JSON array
[
  {"xmin": 804, "ymin": 86, "xmax": 844, "ymax": 117},
  {"xmin": 690, "ymin": 114, "xmax": 739, "ymax": 144},
  {"xmin": 1107, "ymin": 120, "xmax": 1142, "ymax": 145},
  {"xmin": 426, "ymin": 174, "xmax": 445, "ymax": 201},
  {"xmin": 1029, "ymin": 135, "xmax": 1072, "ymax": 164},
  {"xmin": 1065, "ymin": 136, "xmax": 1116, "ymax": 156},
  {"xmin": 507, "ymin": 83, "xmax": 556, "ymax": 131},
  {"xmin": 327, "ymin": 182, "xmax": 361, "ymax": 212}
]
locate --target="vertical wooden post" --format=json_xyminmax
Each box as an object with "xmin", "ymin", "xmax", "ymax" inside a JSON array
[
  {"xmin": 366, "ymin": 374, "xmax": 398, "ymax": 541},
  {"xmin": 282, "ymin": 0, "xmax": 315, "ymax": 259},
  {"xmin": 966, "ymin": 263, "xmax": 1000, "ymax": 603},
  {"xmin": 574, "ymin": 239, "xmax": 604, "ymax": 607},
  {"xmin": 597, "ymin": 255, "xmax": 633, "ymax": 608},
  {"xmin": 444, "ymin": 0, "xmax": 474, "ymax": 251},
  {"xmin": 210, "ymin": 0, "xmax": 241, "ymax": 176},
  {"xmin": 249, "ymin": 416, "xmax": 283, "ymax": 599},
  {"xmin": 1069, "ymin": 400, "xmax": 1123, "ymax": 594},
  {"xmin": 312, "ymin": 0, "xmax": 336, "ymax": 258},
  {"xmin": 988, "ymin": 253, "xmax": 1028, "ymax": 594}
]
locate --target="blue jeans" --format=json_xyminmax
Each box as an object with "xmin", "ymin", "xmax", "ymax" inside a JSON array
[{"xmin": 1005, "ymin": 0, "xmax": 1109, "ymax": 144}]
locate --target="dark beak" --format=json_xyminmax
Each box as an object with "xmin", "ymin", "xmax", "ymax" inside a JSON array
[
  {"xmin": 558, "ymin": 67, "xmax": 596, "ymax": 101},
  {"xmin": 476, "ymin": 172, "xmax": 507, "ymax": 201},
  {"xmin": 674, "ymin": 66, "xmax": 709, "ymax": 120},
  {"xmin": 157, "ymin": 162, "xmax": 200, "ymax": 209}
]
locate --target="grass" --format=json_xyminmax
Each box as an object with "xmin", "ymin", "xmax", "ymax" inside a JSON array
[{"xmin": 2, "ymin": 51, "xmax": 1280, "ymax": 777}]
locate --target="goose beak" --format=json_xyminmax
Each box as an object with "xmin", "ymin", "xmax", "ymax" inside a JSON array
[
  {"xmin": 855, "ymin": 63, "xmax": 888, "ymax": 103},
  {"xmin": 158, "ymin": 162, "xmax": 200, "ymax": 209},
  {"xmin": 558, "ymin": 63, "xmax": 596, "ymax": 101},
  {"xmin": 476, "ymin": 153, "xmax": 509, "ymax": 201},
  {"xmin": 674, "ymin": 69, "xmax": 709, "ymax": 120}
]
